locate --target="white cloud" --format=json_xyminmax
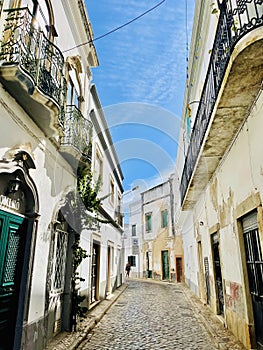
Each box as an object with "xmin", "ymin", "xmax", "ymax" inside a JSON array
[
  {"xmin": 88, "ymin": 0, "xmax": 195, "ymax": 189},
  {"xmin": 90, "ymin": 0, "xmax": 195, "ymax": 114}
]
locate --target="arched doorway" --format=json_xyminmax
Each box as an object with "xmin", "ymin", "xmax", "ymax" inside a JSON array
[
  {"xmin": 45, "ymin": 209, "xmax": 75, "ymax": 340},
  {"xmin": 0, "ymin": 149, "xmax": 38, "ymax": 350}
]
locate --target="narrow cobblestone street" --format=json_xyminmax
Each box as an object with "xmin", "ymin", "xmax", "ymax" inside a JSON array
[{"xmin": 76, "ymin": 280, "xmax": 216, "ymax": 350}]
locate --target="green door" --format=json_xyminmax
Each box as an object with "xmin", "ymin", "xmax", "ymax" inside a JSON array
[
  {"xmin": 162, "ymin": 250, "xmax": 169, "ymax": 280},
  {"xmin": 0, "ymin": 210, "xmax": 25, "ymax": 350}
]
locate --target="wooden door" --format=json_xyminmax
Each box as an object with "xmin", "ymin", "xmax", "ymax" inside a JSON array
[
  {"xmin": 176, "ymin": 257, "xmax": 182, "ymax": 282},
  {"xmin": 0, "ymin": 211, "xmax": 25, "ymax": 350},
  {"xmin": 162, "ymin": 250, "xmax": 169, "ymax": 280}
]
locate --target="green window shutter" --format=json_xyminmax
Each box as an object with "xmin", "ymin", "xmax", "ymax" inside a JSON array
[
  {"xmin": 162, "ymin": 210, "xmax": 168, "ymax": 228},
  {"xmin": 146, "ymin": 213, "xmax": 152, "ymax": 231}
]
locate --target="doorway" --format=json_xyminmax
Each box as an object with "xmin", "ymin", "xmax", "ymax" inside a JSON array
[
  {"xmin": 146, "ymin": 251, "xmax": 152, "ymax": 278},
  {"xmin": 0, "ymin": 151, "xmax": 38, "ymax": 350},
  {"xmin": 211, "ymin": 233, "xmax": 224, "ymax": 315},
  {"xmin": 90, "ymin": 243, "xmax": 99, "ymax": 304},
  {"xmin": 49, "ymin": 215, "xmax": 69, "ymax": 336},
  {"xmin": 176, "ymin": 257, "xmax": 183, "ymax": 282},
  {"xmin": 242, "ymin": 211, "xmax": 263, "ymax": 350},
  {"xmin": 0, "ymin": 211, "xmax": 26, "ymax": 350},
  {"xmin": 107, "ymin": 246, "xmax": 111, "ymax": 295},
  {"xmin": 162, "ymin": 250, "xmax": 169, "ymax": 280},
  {"xmin": 204, "ymin": 257, "xmax": 211, "ymax": 305}
]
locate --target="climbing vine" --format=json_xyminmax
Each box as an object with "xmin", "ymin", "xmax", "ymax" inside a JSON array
[
  {"xmin": 70, "ymin": 164, "xmax": 103, "ymax": 330},
  {"xmin": 71, "ymin": 233, "xmax": 89, "ymax": 330}
]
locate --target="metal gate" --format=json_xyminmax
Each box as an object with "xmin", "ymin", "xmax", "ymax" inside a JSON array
[
  {"xmin": 242, "ymin": 212, "xmax": 263, "ymax": 350},
  {"xmin": 204, "ymin": 257, "xmax": 211, "ymax": 305},
  {"xmin": 49, "ymin": 223, "xmax": 68, "ymax": 335},
  {"xmin": 211, "ymin": 233, "xmax": 224, "ymax": 315},
  {"xmin": 0, "ymin": 211, "xmax": 25, "ymax": 350},
  {"xmin": 90, "ymin": 243, "xmax": 99, "ymax": 304}
]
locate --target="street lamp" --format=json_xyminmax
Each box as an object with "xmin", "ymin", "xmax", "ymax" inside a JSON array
[{"xmin": 122, "ymin": 186, "xmax": 139, "ymax": 197}]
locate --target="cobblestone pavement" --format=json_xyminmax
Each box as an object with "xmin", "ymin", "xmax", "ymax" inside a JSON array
[{"xmin": 76, "ymin": 280, "xmax": 217, "ymax": 350}]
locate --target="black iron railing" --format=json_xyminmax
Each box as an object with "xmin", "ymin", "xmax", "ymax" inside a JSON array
[
  {"xmin": 0, "ymin": 7, "xmax": 65, "ymax": 108},
  {"xmin": 180, "ymin": 0, "xmax": 263, "ymax": 204},
  {"xmin": 60, "ymin": 105, "xmax": 92, "ymax": 158}
]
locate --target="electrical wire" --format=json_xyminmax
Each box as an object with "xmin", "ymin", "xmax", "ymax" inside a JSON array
[{"xmin": 63, "ymin": 0, "xmax": 166, "ymax": 53}]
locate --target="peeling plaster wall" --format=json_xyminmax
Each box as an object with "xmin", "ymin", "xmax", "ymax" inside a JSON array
[
  {"xmin": 181, "ymin": 89, "xmax": 263, "ymax": 348},
  {"xmin": 175, "ymin": 0, "xmax": 263, "ymax": 347}
]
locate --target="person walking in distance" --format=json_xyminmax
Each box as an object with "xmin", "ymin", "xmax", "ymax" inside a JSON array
[{"xmin": 125, "ymin": 261, "xmax": 131, "ymax": 278}]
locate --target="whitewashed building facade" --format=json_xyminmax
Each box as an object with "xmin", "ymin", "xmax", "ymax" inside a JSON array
[
  {"xmin": 79, "ymin": 84, "xmax": 124, "ymax": 304},
  {"xmin": 123, "ymin": 199, "xmax": 143, "ymax": 278},
  {"xmin": 176, "ymin": 1, "xmax": 263, "ymax": 349},
  {"xmin": 123, "ymin": 176, "xmax": 184, "ymax": 282},
  {"xmin": 141, "ymin": 176, "xmax": 183, "ymax": 282},
  {"xmin": 0, "ymin": 1, "xmax": 123, "ymax": 349}
]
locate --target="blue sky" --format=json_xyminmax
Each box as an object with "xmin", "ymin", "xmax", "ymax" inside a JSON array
[{"xmin": 87, "ymin": 1, "xmax": 195, "ymax": 192}]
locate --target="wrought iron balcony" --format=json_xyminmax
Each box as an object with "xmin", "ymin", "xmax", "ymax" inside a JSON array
[
  {"xmin": 180, "ymin": 0, "xmax": 263, "ymax": 209},
  {"xmin": 0, "ymin": 8, "xmax": 65, "ymax": 137},
  {"xmin": 59, "ymin": 105, "xmax": 92, "ymax": 167}
]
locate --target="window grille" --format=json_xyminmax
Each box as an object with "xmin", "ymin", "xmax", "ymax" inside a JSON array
[
  {"xmin": 52, "ymin": 228, "xmax": 68, "ymax": 292},
  {"xmin": 244, "ymin": 228, "xmax": 263, "ymax": 297}
]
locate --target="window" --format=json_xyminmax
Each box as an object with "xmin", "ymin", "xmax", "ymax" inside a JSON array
[
  {"xmin": 132, "ymin": 224, "xmax": 136, "ymax": 236},
  {"xmin": 116, "ymin": 193, "xmax": 122, "ymax": 226},
  {"xmin": 145, "ymin": 213, "xmax": 152, "ymax": 232},
  {"xmin": 242, "ymin": 211, "xmax": 263, "ymax": 297},
  {"xmin": 128, "ymin": 255, "xmax": 136, "ymax": 267},
  {"xmin": 23, "ymin": 0, "xmax": 56, "ymax": 40},
  {"xmin": 110, "ymin": 178, "xmax": 115, "ymax": 204},
  {"xmin": 67, "ymin": 76, "xmax": 79, "ymax": 107},
  {"xmin": 161, "ymin": 209, "xmax": 168, "ymax": 228},
  {"xmin": 111, "ymin": 246, "xmax": 114, "ymax": 274},
  {"xmin": 51, "ymin": 220, "xmax": 68, "ymax": 292},
  {"xmin": 117, "ymin": 193, "xmax": 121, "ymax": 209},
  {"xmin": 95, "ymin": 148, "xmax": 103, "ymax": 183}
]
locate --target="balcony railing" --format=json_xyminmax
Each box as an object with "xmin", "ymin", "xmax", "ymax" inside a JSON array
[
  {"xmin": 0, "ymin": 8, "xmax": 65, "ymax": 134},
  {"xmin": 180, "ymin": 0, "xmax": 263, "ymax": 204},
  {"xmin": 59, "ymin": 105, "xmax": 92, "ymax": 164}
]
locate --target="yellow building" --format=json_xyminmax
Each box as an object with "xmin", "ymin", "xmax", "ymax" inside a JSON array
[{"xmin": 141, "ymin": 175, "xmax": 184, "ymax": 282}]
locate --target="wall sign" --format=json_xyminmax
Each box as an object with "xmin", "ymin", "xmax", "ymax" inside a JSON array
[{"xmin": 0, "ymin": 194, "xmax": 20, "ymax": 211}]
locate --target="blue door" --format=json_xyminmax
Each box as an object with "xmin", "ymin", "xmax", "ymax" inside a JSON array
[{"xmin": 0, "ymin": 210, "xmax": 25, "ymax": 350}]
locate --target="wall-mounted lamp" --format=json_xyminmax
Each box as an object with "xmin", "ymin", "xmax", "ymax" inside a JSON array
[
  {"xmin": 8, "ymin": 177, "xmax": 22, "ymax": 194},
  {"xmin": 199, "ymin": 221, "xmax": 204, "ymax": 226}
]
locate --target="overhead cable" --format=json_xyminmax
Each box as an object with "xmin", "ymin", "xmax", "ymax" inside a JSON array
[{"xmin": 63, "ymin": 0, "xmax": 166, "ymax": 53}]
